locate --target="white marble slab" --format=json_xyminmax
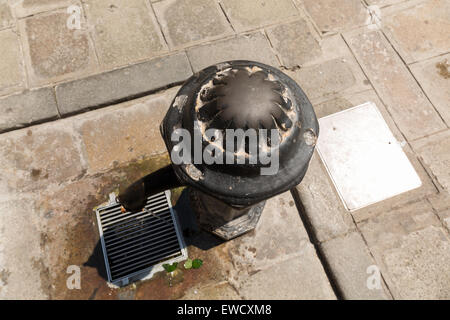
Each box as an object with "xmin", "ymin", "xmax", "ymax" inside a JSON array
[{"xmin": 316, "ymin": 102, "xmax": 422, "ymax": 211}]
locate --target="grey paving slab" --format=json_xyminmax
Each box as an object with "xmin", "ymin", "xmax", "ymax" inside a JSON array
[
  {"xmin": 320, "ymin": 232, "xmax": 391, "ymax": 300},
  {"xmin": 18, "ymin": 8, "xmax": 98, "ymax": 86},
  {"xmin": 0, "ymin": 197, "xmax": 48, "ymax": 299},
  {"xmin": 437, "ymin": 208, "xmax": 450, "ymax": 231},
  {"xmin": 411, "ymin": 130, "xmax": 450, "ymax": 191},
  {"xmin": 0, "ymin": 121, "xmax": 85, "ymax": 193},
  {"xmin": 0, "ymin": 29, "xmax": 25, "ymax": 96},
  {"xmin": 295, "ymin": 153, "xmax": 355, "ymax": 243},
  {"xmin": 410, "ymin": 53, "xmax": 450, "ymax": 126},
  {"xmin": 84, "ymin": 0, "xmax": 167, "ymax": 68},
  {"xmin": 382, "ymin": 0, "xmax": 450, "ymax": 64},
  {"xmin": 428, "ymin": 191, "xmax": 450, "ymax": 213},
  {"xmin": 153, "ymin": 0, "xmax": 233, "ymax": 49},
  {"xmin": 358, "ymin": 200, "xmax": 450, "ymax": 299},
  {"xmin": 238, "ymin": 247, "xmax": 336, "ymax": 300},
  {"xmin": 266, "ymin": 19, "xmax": 321, "ymax": 68},
  {"xmin": 343, "ymin": 28, "xmax": 446, "ymax": 141},
  {"xmin": 365, "ymin": 0, "xmax": 406, "ymax": 7},
  {"xmin": 186, "ymin": 32, "xmax": 279, "ymax": 72},
  {"xmin": 219, "ymin": 0, "xmax": 299, "ymax": 32},
  {"xmin": 0, "ymin": 87, "xmax": 59, "ymax": 133},
  {"xmin": 56, "ymin": 53, "xmax": 191, "ymax": 115},
  {"xmin": 287, "ymin": 58, "xmax": 368, "ymax": 103},
  {"xmin": 12, "ymin": 0, "xmax": 73, "ymax": 18},
  {"xmin": 0, "ymin": 0, "xmax": 14, "ymax": 30},
  {"xmin": 74, "ymin": 87, "xmax": 179, "ymax": 173},
  {"xmin": 295, "ymin": 0, "xmax": 367, "ymax": 33},
  {"xmin": 228, "ymin": 192, "xmax": 309, "ymax": 273},
  {"xmin": 282, "ymin": 34, "xmax": 370, "ymax": 104},
  {"xmin": 292, "ymin": 33, "xmax": 352, "ymax": 67}
]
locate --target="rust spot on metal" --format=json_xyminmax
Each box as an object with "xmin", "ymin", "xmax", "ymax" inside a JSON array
[
  {"xmin": 185, "ymin": 164, "xmax": 203, "ymax": 181},
  {"xmin": 244, "ymin": 65, "xmax": 263, "ymax": 74},
  {"xmin": 216, "ymin": 62, "xmax": 231, "ymax": 71},
  {"xmin": 172, "ymin": 94, "xmax": 188, "ymax": 112},
  {"xmin": 304, "ymin": 129, "xmax": 317, "ymax": 146}
]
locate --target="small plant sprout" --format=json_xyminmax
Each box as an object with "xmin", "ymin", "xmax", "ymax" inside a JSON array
[
  {"xmin": 162, "ymin": 262, "xmax": 178, "ymax": 273},
  {"xmin": 163, "ymin": 262, "xmax": 183, "ymax": 287},
  {"xmin": 192, "ymin": 259, "xmax": 203, "ymax": 269},
  {"xmin": 183, "ymin": 258, "xmax": 203, "ymax": 270},
  {"xmin": 184, "ymin": 258, "xmax": 193, "ymax": 269}
]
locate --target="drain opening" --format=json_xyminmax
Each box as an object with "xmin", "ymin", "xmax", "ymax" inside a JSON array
[{"xmin": 96, "ymin": 191, "xmax": 187, "ymax": 286}]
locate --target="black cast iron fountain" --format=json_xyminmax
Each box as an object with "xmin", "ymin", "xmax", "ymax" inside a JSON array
[{"xmin": 118, "ymin": 60, "xmax": 319, "ymax": 240}]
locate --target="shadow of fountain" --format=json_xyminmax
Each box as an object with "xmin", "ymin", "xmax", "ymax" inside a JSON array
[
  {"xmin": 83, "ymin": 239, "xmax": 108, "ymax": 281},
  {"xmin": 172, "ymin": 188, "xmax": 225, "ymax": 251}
]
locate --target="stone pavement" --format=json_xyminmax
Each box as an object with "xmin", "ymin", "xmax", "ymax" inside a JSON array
[{"xmin": 0, "ymin": 0, "xmax": 448, "ymax": 299}]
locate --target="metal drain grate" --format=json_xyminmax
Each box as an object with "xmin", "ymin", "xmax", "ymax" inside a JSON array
[{"xmin": 96, "ymin": 191, "xmax": 187, "ymax": 286}]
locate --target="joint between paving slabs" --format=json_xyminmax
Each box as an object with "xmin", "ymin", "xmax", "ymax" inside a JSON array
[
  {"xmin": 217, "ymin": 1, "xmax": 236, "ymax": 33},
  {"xmin": 148, "ymin": 0, "xmax": 170, "ymax": 49},
  {"xmin": 426, "ymin": 197, "xmax": 450, "ymax": 236},
  {"xmin": 290, "ymin": 188, "xmax": 345, "ymax": 300},
  {"xmin": 262, "ymin": 28, "xmax": 283, "ymax": 68},
  {"xmin": 291, "ymin": 187, "xmax": 395, "ymax": 299},
  {"xmin": 378, "ymin": 29, "xmax": 448, "ymax": 129}
]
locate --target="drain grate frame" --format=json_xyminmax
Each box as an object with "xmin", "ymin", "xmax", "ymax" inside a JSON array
[{"xmin": 96, "ymin": 190, "xmax": 187, "ymax": 286}]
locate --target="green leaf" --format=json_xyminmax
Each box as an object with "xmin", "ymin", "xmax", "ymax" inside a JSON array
[
  {"xmin": 184, "ymin": 259, "xmax": 193, "ymax": 269},
  {"xmin": 192, "ymin": 259, "xmax": 203, "ymax": 269},
  {"xmin": 163, "ymin": 262, "xmax": 178, "ymax": 273}
]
